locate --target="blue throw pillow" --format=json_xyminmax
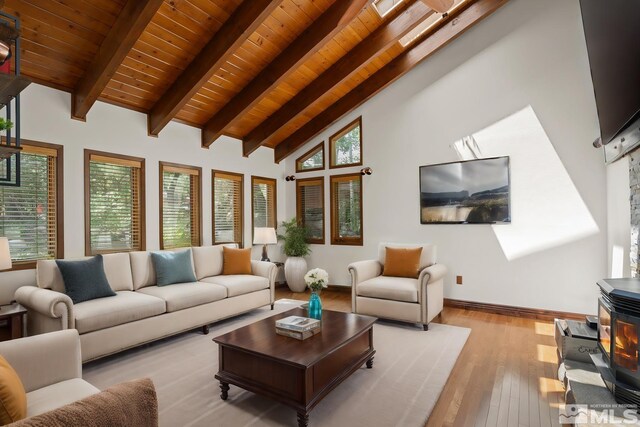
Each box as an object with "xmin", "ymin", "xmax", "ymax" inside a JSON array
[
  {"xmin": 55, "ymin": 255, "xmax": 116, "ymax": 304},
  {"xmin": 151, "ymin": 249, "xmax": 197, "ymax": 286}
]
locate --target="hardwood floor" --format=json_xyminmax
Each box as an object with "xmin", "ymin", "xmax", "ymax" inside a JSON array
[{"xmin": 275, "ymin": 288, "xmax": 564, "ymax": 427}]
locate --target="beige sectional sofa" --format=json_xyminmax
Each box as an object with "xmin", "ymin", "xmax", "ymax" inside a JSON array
[{"xmin": 14, "ymin": 245, "xmax": 277, "ymax": 362}]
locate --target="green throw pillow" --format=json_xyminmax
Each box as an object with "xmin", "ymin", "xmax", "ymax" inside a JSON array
[
  {"xmin": 151, "ymin": 249, "xmax": 197, "ymax": 286},
  {"xmin": 55, "ymin": 255, "xmax": 116, "ymax": 304}
]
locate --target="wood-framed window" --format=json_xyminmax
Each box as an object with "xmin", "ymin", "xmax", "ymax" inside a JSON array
[
  {"xmin": 296, "ymin": 142, "xmax": 324, "ymax": 173},
  {"xmin": 296, "ymin": 177, "xmax": 324, "ymax": 244},
  {"xmin": 329, "ymin": 117, "xmax": 362, "ymax": 169},
  {"xmin": 160, "ymin": 162, "xmax": 202, "ymax": 249},
  {"xmin": 251, "ymin": 176, "xmax": 277, "ymax": 236},
  {"xmin": 85, "ymin": 150, "xmax": 145, "ymax": 255},
  {"xmin": 330, "ymin": 173, "xmax": 363, "ymax": 246},
  {"xmin": 212, "ymin": 170, "xmax": 243, "ymax": 247},
  {"xmin": 0, "ymin": 140, "xmax": 63, "ymax": 269}
]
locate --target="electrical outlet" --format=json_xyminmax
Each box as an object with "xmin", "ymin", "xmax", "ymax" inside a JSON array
[{"xmin": 456, "ymin": 275, "xmax": 463, "ymax": 285}]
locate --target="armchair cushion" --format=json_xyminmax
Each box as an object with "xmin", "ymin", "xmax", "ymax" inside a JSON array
[
  {"xmin": 0, "ymin": 355, "xmax": 27, "ymax": 424},
  {"xmin": 382, "ymin": 246, "xmax": 422, "ymax": 278},
  {"xmin": 357, "ymin": 276, "xmax": 419, "ymax": 303},
  {"xmin": 25, "ymin": 378, "xmax": 99, "ymax": 418},
  {"xmin": 378, "ymin": 243, "xmax": 435, "ymax": 270}
]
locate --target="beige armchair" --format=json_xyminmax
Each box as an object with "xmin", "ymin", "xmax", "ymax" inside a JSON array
[{"xmin": 348, "ymin": 243, "xmax": 447, "ymax": 330}]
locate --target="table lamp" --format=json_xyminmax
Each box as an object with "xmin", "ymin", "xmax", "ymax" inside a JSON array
[
  {"xmin": 253, "ymin": 227, "xmax": 277, "ymax": 262},
  {"xmin": 0, "ymin": 237, "xmax": 11, "ymax": 270}
]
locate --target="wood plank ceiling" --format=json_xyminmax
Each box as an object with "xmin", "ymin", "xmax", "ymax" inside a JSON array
[{"xmin": 3, "ymin": 0, "xmax": 508, "ymax": 162}]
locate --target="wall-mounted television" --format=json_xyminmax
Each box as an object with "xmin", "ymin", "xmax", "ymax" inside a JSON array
[{"xmin": 419, "ymin": 156, "xmax": 511, "ymax": 224}]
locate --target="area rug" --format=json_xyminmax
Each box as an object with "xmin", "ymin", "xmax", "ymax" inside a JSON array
[{"xmin": 84, "ymin": 301, "xmax": 470, "ymax": 427}]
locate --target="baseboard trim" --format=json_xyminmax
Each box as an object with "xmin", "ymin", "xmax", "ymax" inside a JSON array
[{"xmin": 444, "ymin": 298, "xmax": 586, "ymax": 321}]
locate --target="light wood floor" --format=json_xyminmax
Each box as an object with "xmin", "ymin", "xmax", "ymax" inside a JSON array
[{"xmin": 275, "ymin": 288, "xmax": 563, "ymax": 427}]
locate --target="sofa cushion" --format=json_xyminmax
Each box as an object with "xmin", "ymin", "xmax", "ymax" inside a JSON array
[
  {"xmin": 150, "ymin": 249, "xmax": 197, "ymax": 286},
  {"xmin": 73, "ymin": 291, "xmax": 166, "ymax": 334},
  {"xmin": 201, "ymin": 275, "xmax": 269, "ymax": 297},
  {"xmin": 382, "ymin": 246, "xmax": 422, "ymax": 279},
  {"xmin": 26, "ymin": 378, "xmax": 99, "ymax": 417},
  {"xmin": 378, "ymin": 243, "xmax": 435, "ymax": 271},
  {"xmin": 55, "ymin": 256, "xmax": 116, "ymax": 304},
  {"xmin": 0, "ymin": 355, "xmax": 26, "ymax": 424},
  {"xmin": 357, "ymin": 276, "xmax": 419, "ymax": 303},
  {"xmin": 191, "ymin": 244, "xmax": 237, "ymax": 280},
  {"xmin": 222, "ymin": 247, "xmax": 252, "ymax": 275},
  {"xmin": 137, "ymin": 283, "xmax": 227, "ymax": 312},
  {"xmin": 129, "ymin": 252, "xmax": 156, "ymax": 290}
]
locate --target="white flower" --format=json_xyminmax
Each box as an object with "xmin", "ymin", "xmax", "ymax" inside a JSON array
[{"xmin": 304, "ymin": 268, "xmax": 329, "ymax": 291}]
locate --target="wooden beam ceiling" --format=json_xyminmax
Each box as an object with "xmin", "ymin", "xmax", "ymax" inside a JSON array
[
  {"xmin": 201, "ymin": 0, "xmax": 372, "ymax": 148},
  {"xmin": 146, "ymin": 0, "xmax": 279, "ymax": 137},
  {"xmin": 71, "ymin": 0, "xmax": 163, "ymax": 121},
  {"xmin": 274, "ymin": 0, "xmax": 509, "ymax": 163},
  {"xmin": 243, "ymin": 0, "xmax": 435, "ymax": 157}
]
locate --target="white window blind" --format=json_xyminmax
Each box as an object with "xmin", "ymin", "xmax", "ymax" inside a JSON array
[
  {"xmin": 252, "ymin": 177, "xmax": 276, "ymax": 229},
  {"xmin": 0, "ymin": 144, "xmax": 59, "ymax": 263},
  {"xmin": 161, "ymin": 164, "xmax": 201, "ymax": 249},
  {"xmin": 213, "ymin": 171, "xmax": 243, "ymax": 245},
  {"xmin": 87, "ymin": 152, "xmax": 144, "ymax": 254},
  {"xmin": 331, "ymin": 174, "xmax": 362, "ymax": 245},
  {"xmin": 297, "ymin": 178, "xmax": 324, "ymax": 243}
]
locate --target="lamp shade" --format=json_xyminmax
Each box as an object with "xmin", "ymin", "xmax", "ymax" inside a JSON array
[
  {"xmin": 253, "ymin": 227, "xmax": 277, "ymax": 245},
  {"xmin": 0, "ymin": 237, "xmax": 11, "ymax": 270}
]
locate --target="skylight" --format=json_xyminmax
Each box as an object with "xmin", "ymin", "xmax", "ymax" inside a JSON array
[
  {"xmin": 372, "ymin": 0, "xmax": 406, "ymax": 18},
  {"xmin": 398, "ymin": 0, "xmax": 470, "ymax": 48}
]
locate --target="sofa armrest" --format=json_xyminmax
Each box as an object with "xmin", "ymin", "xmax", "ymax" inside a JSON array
[
  {"xmin": 419, "ymin": 263, "xmax": 448, "ymax": 285},
  {"xmin": 0, "ymin": 330, "xmax": 81, "ymax": 392},
  {"xmin": 348, "ymin": 260, "xmax": 382, "ymax": 287},
  {"xmin": 15, "ymin": 286, "xmax": 74, "ymax": 332},
  {"xmin": 251, "ymin": 260, "xmax": 277, "ymax": 303}
]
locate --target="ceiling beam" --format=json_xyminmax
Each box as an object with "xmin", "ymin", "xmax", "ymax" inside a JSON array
[
  {"xmin": 201, "ymin": 0, "xmax": 371, "ymax": 148},
  {"xmin": 421, "ymin": 0, "xmax": 455, "ymax": 13},
  {"xmin": 243, "ymin": 0, "xmax": 435, "ymax": 157},
  {"xmin": 274, "ymin": 0, "xmax": 509, "ymax": 163},
  {"xmin": 146, "ymin": 0, "xmax": 279, "ymax": 137},
  {"xmin": 71, "ymin": 0, "xmax": 163, "ymax": 121}
]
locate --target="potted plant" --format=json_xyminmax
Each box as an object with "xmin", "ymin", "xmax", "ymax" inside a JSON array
[
  {"xmin": 0, "ymin": 118, "xmax": 13, "ymax": 132},
  {"xmin": 278, "ymin": 218, "xmax": 311, "ymax": 292}
]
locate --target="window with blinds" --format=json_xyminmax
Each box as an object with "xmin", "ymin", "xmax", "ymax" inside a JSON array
[
  {"xmin": 85, "ymin": 150, "xmax": 145, "ymax": 255},
  {"xmin": 296, "ymin": 177, "xmax": 324, "ymax": 244},
  {"xmin": 330, "ymin": 173, "xmax": 363, "ymax": 245},
  {"xmin": 251, "ymin": 176, "xmax": 277, "ymax": 233},
  {"xmin": 212, "ymin": 170, "xmax": 243, "ymax": 246},
  {"xmin": 0, "ymin": 142, "xmax": 62, "ymax": 265},
  {"xmin": 330, "ymin": 117, "xmax": 362, "ymax": 169},
  {"xmin": 160, "ymin": 162, "xmax": 201, "ymax": 249}
]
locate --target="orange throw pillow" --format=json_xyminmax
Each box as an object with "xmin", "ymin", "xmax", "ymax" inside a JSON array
[
  {"xmin": 0, "ymin": 355, "xmax": 27, "ymax": 424},
  {"xmin": 382, "ymin": 246, "xmax": 423, "ymax": 279},
  {"xmin": 222, "ymin": 247, "xmax": 252, "ymax": 275}
]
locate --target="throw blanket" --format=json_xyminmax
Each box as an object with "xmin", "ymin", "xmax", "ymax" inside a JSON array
[{"xmin": 8, "ymin": 378, "xmax": 158, "ymax": 427}]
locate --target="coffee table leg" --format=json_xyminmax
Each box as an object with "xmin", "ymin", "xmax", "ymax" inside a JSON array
[
  {"xmin": 297, "ymin": 411, "xmax": 309, "ymax": 427},
  {"xmin": 220, "ymin": 382, "xmax": 230, "ymax": 400},
  {"xmin": 366, "ymin": 356, "xmax": 374, "ymax": 369}
]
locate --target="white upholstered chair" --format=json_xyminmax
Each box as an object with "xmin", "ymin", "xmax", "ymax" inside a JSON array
[{"xmin": 348, "ymin": 243, "xmax": 447, "ymax": 330}]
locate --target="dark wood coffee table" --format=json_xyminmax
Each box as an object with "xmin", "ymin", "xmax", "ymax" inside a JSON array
[{"xmin": 213, "ymin": 307, "xmax": 377, "ymax": 426}]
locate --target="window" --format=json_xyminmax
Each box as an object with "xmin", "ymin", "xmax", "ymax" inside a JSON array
[
  {"xmin": 296, "ymin": 177, "xmax": 324, "ymax": 244},
  {"xmin": 251, "ymin": 176, "xmax": 277, "ymax": 234},
  {"xmin": 85, "ymin": 150, "xmax": 145, "ymax": 255},
  {"xmin": 372, "ymin": 0, "xmax": 405, "ymax": 18},
  {"xmin": 160, "ymin": 162, "xmax": 201, "ymax": 249},
  {"xmin": 212, "ymin": 170, "xmax": 243, "ymax": 246},
  {"xmin": 329, "ymin": 117, "xmax": 362, "ymax": 169},
  {"xmin": 0, "ymin": 141, "xmax": 63, "ymax": 267},
  {"xmin": 296, "ymin": 142, "xmax": 324, "ymax": 172},
  {"xmin": 330, "ymin": 173, "xmax": 362, "ymax": 245}
]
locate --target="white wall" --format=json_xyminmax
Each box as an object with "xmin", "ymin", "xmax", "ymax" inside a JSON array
[
  {"xmin": 606, "ymin": 157, "xmax": 630, "ymax": 278},
  {"xmin": 0, "ymin": 84, "xmax": 286, "ymax": 303},
  {"xmin": 285, "ymin": 0, "xmax": 606, "ymax": 314}
]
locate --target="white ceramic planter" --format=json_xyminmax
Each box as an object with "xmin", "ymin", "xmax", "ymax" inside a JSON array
[{"xmin": 284, "ymin": 257, "xmax": 308, "ymax": 292}]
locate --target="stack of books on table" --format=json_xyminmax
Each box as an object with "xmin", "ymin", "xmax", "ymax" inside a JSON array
[{"xmin": 275, "ymin": 316, "xmax": 321, "ymax": 340}]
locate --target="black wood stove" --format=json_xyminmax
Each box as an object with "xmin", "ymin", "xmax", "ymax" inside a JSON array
[{"xmin": 594, "ymin": 278, "xmax": 640, "ymax": 406}]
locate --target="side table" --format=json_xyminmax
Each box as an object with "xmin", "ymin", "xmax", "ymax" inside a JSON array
[{"xmin": 0, "ymin": 303, "xmax": 26, "ymax": 341}]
